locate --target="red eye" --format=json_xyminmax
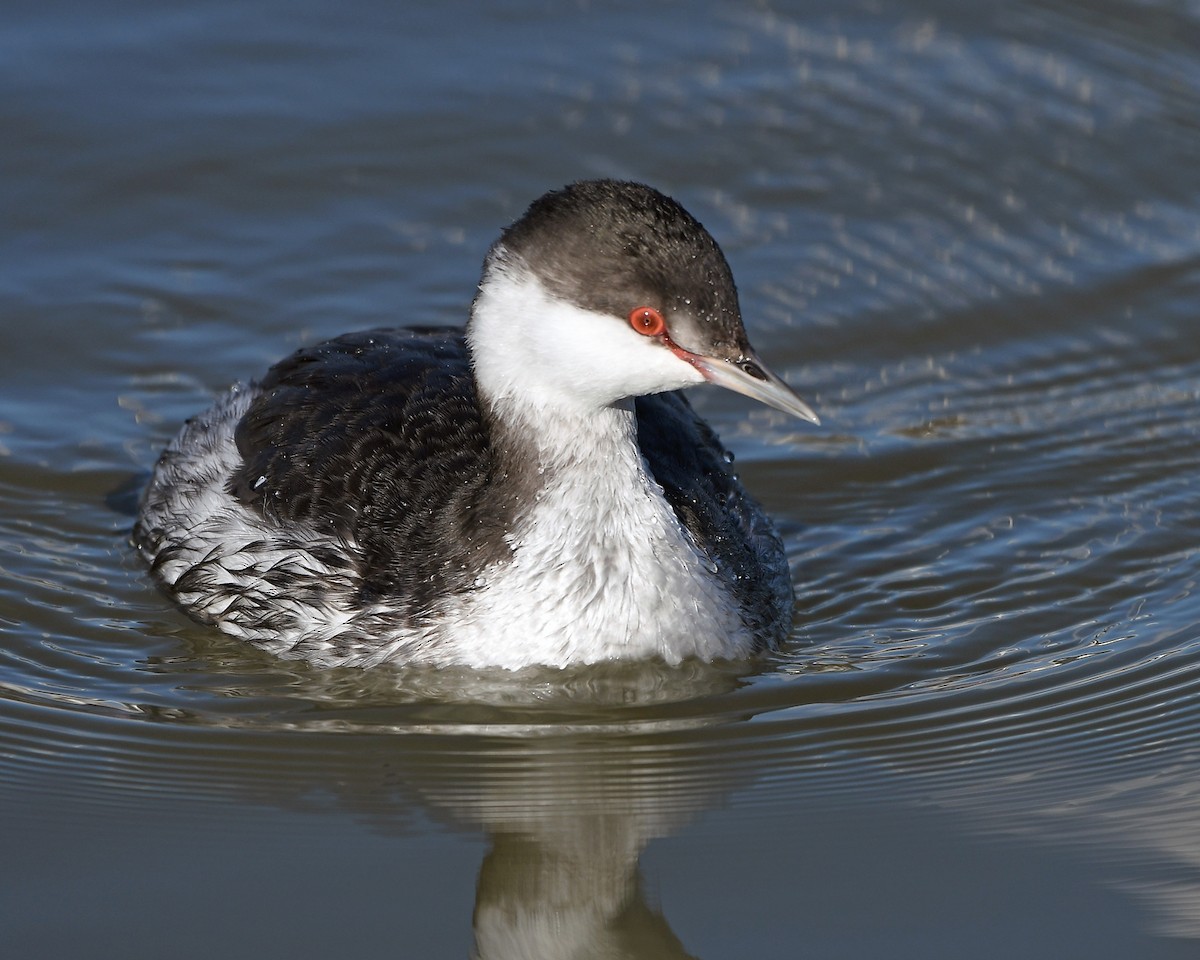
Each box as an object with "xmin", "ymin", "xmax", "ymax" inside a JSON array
[{"xmin": 629, "ymin": 306, "xmax": 665, "ymax": 337}]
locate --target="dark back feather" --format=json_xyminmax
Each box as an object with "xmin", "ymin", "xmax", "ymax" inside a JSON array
[{"xmin": 229, "ymin": 326, "xmax": 786, "ymax": 631}]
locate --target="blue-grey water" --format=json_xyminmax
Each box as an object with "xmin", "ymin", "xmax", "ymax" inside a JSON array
[{"xmin": 3, "ymin": 0, "xmax": 1200, "ymax": 956}]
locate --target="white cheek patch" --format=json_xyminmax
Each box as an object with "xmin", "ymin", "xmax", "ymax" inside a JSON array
[{"xmin": 468, "ymin": 261, "xmax": 705, "ymax": 418}]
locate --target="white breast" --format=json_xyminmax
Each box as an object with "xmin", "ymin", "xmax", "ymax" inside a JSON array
[{"xmin": 436, "ymin": 404, "xmax": 753, "ymax": 669}]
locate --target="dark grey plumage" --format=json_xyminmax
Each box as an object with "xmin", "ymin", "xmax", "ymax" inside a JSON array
[
  {"xmin": 213, "ymin": 326, "xmax": 788, "ymax": 634},
  {"xmin": 134, "ymin": 180, "xmax": 814, "ymax": 668}
]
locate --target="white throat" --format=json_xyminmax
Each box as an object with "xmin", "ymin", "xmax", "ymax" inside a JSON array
[{"xmin": 428, "ymin": 253, "xmax": 754, "ymax": 668}]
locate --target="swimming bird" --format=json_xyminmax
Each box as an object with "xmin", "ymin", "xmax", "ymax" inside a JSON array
[{"xmin": 134, "ymin": 180, "xmax": 819, "ymax": 670}]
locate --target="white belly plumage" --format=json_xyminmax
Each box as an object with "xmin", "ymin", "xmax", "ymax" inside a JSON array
[{"xmin": 137, "ymin": 384, "xmax": 756, "ymax": 670}]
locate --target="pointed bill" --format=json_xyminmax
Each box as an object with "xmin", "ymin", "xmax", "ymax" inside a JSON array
[{"xmin": 681, "ymin": 347, "xmax": 820, "ymax": 425}]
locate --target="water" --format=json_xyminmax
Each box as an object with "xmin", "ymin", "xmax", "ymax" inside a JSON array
[{"xmin": 3, "ymin": 0, "xmax": 1200, "ymax": 955}]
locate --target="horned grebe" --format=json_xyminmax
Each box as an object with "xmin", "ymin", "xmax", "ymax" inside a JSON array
[{"xmin": 134, "ymin": 180, "xmax": 819, "ymax": 669}]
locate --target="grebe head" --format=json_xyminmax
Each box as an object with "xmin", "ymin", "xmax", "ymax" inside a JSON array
[{"xmin": 467, "ymin": 180, "xmax": 819, "ymax": 425}]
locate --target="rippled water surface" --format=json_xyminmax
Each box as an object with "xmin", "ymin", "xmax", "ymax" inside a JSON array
[{"xmin": 4, "ymin": 0, "xmax": 1200, "ymax": 955}]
